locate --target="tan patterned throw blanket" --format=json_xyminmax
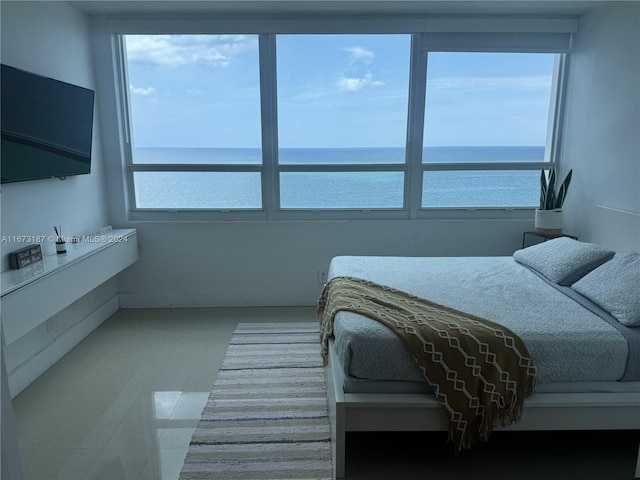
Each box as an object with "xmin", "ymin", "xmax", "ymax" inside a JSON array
[{"xmin": 317, "ymin": 276, "xmax": 537, "ymax": 451}]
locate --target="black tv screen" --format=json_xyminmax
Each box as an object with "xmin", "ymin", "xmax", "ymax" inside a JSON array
[{"xmin": 1, "ymin": 64, "xmax": 95, "ymax": 183}]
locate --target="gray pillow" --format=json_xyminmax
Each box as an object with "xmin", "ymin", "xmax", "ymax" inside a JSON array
[
  {"xmin": 513, "ymin": 237, "xmax": 614, "ymax": 285},
  {"xmin": 572, "ymin": 252, "xmax": 640, "ymax": 327}
]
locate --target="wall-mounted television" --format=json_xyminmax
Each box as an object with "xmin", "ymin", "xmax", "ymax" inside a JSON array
[{"xmin": 1, "ymin": 64, "xmax": 95, "ymax": 184}]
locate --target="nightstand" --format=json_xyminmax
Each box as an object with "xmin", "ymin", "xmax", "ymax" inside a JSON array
[{"xmin": 522, "ymin": 231, "xmax": 578, "ymax": 249}]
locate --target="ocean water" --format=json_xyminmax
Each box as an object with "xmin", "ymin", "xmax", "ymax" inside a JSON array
[{"xmin": 132, "ymin": 146, "xmax": 544, "ymax": 209}]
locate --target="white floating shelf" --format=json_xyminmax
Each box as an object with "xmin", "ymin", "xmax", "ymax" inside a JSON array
[{"xmin": 1, "ymin": 229, "xmax": 138, "ymax": 345}]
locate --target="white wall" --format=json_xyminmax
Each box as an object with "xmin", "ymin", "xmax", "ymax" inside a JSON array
[
  {"xmin": 0, "ymin": 1, "xmax": 110, "ymax": 261},
  {"xmin": 102, "ymin": 3, "xmax": 640, "ymax": 309},
  {"xmin": 90, "ymin": 15, "xmax": 537, "ymax": 309},
  {"xmin": 5, "ymin": 1, "xmax": 637, "ymax": 316},
  {"xmin": 117, "ymin": 218, "xmax": 531, "ymax": 308},
  {"xmin": 0, "ymin": 1, "xmax": 118, "ymax": 396},
  {"xmin": 561, "ymin": 1, "xmax": 640, "ymax": 251}
]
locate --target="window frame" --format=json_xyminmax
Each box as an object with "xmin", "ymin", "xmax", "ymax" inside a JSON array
[
  {"xmin": 418, "ymin": 50, "xmax": 569, "ymax": 212},
  {"xmin": 110, "ymin": 17, "xmax": 577, "ymax": 222}
]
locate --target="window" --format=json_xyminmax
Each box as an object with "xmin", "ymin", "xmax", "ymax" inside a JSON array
[
  {"xmin": 116, "ymin": 20, "xmax": 574, "ymax": 220},
  {"xmin": 276, "ymin": 34, "xmax": 410, "ymax": 210},
  {"xmin": 421, "ymin": 52, "xmax": 558, "ymax": 208},
  {"xmin": 124, "ymin": 34, "xmax": 263, "ymax": 210}
]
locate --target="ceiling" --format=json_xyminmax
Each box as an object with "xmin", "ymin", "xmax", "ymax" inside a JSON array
[{"xmin": 68, "ymin": 0, "xmax": 609, "ymax": 16}]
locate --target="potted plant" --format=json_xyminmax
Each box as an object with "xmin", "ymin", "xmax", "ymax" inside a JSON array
[{"xmin": 535, "ymin": 167, "xmax": 572, "ymax": 235}]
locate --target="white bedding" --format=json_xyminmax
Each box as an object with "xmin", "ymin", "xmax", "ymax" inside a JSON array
[{"xmin": 328, "ymin": 255, "xmax": 630, "ymax": 386}]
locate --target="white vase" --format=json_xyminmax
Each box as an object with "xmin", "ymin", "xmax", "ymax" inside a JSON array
[{"xmin": 534, "ymin": 209, "xmax": 563, "ymax": 235}]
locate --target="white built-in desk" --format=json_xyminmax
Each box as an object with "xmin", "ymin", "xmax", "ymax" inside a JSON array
[{"xmin": 1, "ymin": 229, "xmax": 138, "ymax": 344}]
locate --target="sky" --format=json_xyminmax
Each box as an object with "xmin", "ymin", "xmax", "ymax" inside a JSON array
[{"xmin": 125, "ymin": 34, "xmax": 556, "ymax": 149}]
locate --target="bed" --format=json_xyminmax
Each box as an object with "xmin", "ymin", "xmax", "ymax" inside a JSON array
[{"xmin": 319, "ymin": 235, "xmax": 640, "ymax": 478}]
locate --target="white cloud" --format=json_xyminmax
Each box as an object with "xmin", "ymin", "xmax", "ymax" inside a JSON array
[
  {"xmin": 344, "ymin": 46, "xmax": 375, "ymax": 65},
  {"xmin": 335, "ymin": 72, "xmax": 384, "ymax": 92},
  {"xmin": 129, "ymin": 84, "xmax": 156, "ymax": 96},
  {"xmin": 125, "ymin": 34, "xmax": 257, "ymax": 68}
]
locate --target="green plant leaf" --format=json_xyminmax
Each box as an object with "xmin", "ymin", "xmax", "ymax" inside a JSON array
[
  {"xmin": 539, "ymin": 170, "xmax": 547, "ymax": 210},
  {"xmin": 539, "ymin": 167, "xmax": 572, "ymax": 210},
  {"xmin": 545, "ymin": 168, "xmax": 556, "ymax": 210},
  {"xmin": 555, "ymin": 169, "xmax": 573, "ymax": 208}
]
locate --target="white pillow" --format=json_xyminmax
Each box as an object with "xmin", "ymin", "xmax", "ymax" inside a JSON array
[
  {"xmin": 513, "ymin": 237, "xmax": 614, "ymax": 286},
  {"xmin": 572, "ymin": 252, "xmax": 640, "ymax": 327}
]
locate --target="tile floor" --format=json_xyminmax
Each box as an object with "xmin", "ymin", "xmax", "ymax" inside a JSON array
[
  {"xmin": 11, "ymin": 306, "xmax": 317, "ymax": 480},
  {"xmin": 11, "ymin": 307, "xmax": 640, "ymax": 480}
]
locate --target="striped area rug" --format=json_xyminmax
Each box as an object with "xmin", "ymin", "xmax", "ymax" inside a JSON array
[{"xmin": 180, "ymin": 322, "xmax": 333, "ymax": 480}]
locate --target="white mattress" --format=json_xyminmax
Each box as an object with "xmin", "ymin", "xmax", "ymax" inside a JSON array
[{"xmin": 328, "ymin": 256, "xmax": 631, "ymax": 388}]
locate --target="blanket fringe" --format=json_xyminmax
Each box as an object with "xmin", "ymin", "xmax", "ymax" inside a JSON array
[{"xmin": 450, "ymin": 381, "xmax": 537, "ymax": 452}]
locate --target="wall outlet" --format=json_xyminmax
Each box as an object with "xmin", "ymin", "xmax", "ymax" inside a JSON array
[{"xmin": 317, "ymin": 269, "xmax": 328, "ymax": 284}]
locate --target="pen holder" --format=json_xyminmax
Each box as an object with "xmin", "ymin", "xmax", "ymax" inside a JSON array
[{"xmin": 55, "ymin": 241, "xmax": 67, "ymax": 254}]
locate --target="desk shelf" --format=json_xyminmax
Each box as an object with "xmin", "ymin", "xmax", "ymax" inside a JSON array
[{"xmin": 1, "ymin": 229, "xmax": 138, "ymax": 344}]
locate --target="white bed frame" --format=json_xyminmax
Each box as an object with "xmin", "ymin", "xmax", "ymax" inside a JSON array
[
  {"xmin": 325, "ymin": 339, "xmax": 640, "ymax": 479},
  {"xmin": 324, "ymin": 206, "xmax": 640, "ymax": 478}
]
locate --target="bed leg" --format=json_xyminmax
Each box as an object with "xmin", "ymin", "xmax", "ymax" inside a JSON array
[
  {"xmin": 635, "ymin": 441, "xmax": 640, "ymax": 479},
  {"xmin": 335, "ymin": 403, "xmax": 346, "ymax": 479}
]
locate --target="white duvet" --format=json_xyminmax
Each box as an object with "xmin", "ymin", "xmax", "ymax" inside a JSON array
[{"xmin": 329, "ymin": 256, "xmax": 628, "ymax": 384}]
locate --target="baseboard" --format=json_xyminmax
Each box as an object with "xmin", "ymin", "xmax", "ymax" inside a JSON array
[
  {"xmin": 118, "ymin": 289, "xmax": 319, "ymax": 308},
  {"xmin": 8, "ymin": 295, "xmax": 120, "ymax": 398}
]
